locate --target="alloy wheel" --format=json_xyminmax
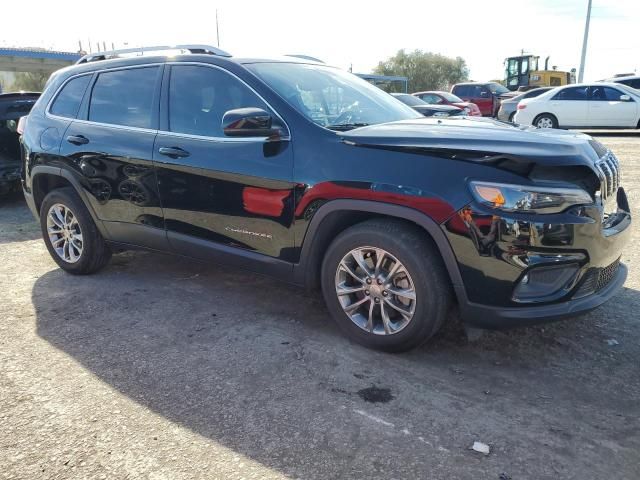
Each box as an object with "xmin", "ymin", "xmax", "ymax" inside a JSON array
[
  {"xmin": 536, "ymin": 116, "xmax": 554, "ymax": 128},
  {"xmin": 335, "ymin": 246, "xmax": 416, "ymax": 335},
  {"xmin": 46, "ymin": 203, "xmax": 83, "ymax": 263}
]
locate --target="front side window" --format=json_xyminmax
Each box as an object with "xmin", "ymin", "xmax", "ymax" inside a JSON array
[
  {"xmin": 50, "ymin": 75, "xmax": 92, "ymax": 118},
  {"xmin": 246, "ymin": 63, "xmax": 420, "ymax": 130},
  {"xmin": 88, "ymin": 67, "xmax": 159, "ymax": 128},
  {"xmin": 591, "ymin": 86, "xmax": 631, "ymax": 102},
  {"xmin": 487, "ymin": 83, "xmax": 510, "ymax": 95},
  {"xmin": 168, "ymin": 65, "xmax": 270, "ymax": 137},
  {"xmin": 553, "ymin": 86, "xmax": 589, "ymax": 101}
]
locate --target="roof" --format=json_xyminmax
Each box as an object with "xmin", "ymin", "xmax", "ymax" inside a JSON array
[{"xmin": 0, "ymin": 47, "xmax": 81, "ymax": 61}]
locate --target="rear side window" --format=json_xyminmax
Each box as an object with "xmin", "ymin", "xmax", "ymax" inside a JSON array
[
  {"xmin": 553, "ymin": 86, "xmax": 588, "ymax": 101},
  {"xmin": 88, "ymin": 67, "xmax": 159, "ymax": 129},
  {"xmin": 619, "ymin": 79, "xmax": 640, "ymax": 89},
  {"xmin": 50, "ymin": 75, "xmax": 92, "ymax": 118},
  {"xmin": 168, "ymin": 65, "xmax": 269, "ymax": 137}
]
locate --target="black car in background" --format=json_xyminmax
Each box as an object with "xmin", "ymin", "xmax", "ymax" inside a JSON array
[
  {"xmin": 0, "ymin": 92, "xmax": 39, "ymax": 195},
  {"xmin": 21, "ymin": 46, "xmax": 631, "ymax": 352},
  {"xmin": 391, "ymin": 93, "xmax": 463, "ymax": 117}
]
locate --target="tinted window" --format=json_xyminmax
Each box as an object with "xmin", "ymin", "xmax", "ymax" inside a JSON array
[
  {"xmin": 453, "ymin": 85, "xmax": 470, "ymax": 97},
  {"xmin": 168, "ymin": 65, "xmax": 271, "ymax": 137},
  {"xmin": 89, "ymin": 67, "xmax": 159, "ymax": 128},
  {"xmin": 553, "ymin": 86, "xmax": 589, "ymax": 101},
  {"xmin": 50, "ymin": 75, "xmax": 91, "ymax": 118},
  {"xmin": 591, "ymin": 86, "xmax": 629, "ymax": 101},
  {"xmin": 394, "ymin": 94, "xmax": 425, "ymax": 107},
  {"xmin": 523, "ymin": 88, "xmax": 550, "ymax": 99}
]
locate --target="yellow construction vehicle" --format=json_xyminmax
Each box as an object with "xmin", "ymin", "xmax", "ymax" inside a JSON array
[{"xmin": 504, "ymin": 54, "xmax": 576, "ymax": 91}]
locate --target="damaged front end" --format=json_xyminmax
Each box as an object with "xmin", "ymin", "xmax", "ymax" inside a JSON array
[{"xmin": 341, "ymin": 119, "xmax": 631, "ymax": 327}]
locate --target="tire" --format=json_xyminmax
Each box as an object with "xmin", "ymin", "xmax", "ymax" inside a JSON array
[
  {"xmin": 40, "ymin": 187, "xmax": 111, "ymax": 274},
  {"xmin": 533, "ymin": 113, "xmax": 558, "ymax": 129},
  {"xmin": 321, "ymin": 219, "xmax": 452, "ymax": 352}
]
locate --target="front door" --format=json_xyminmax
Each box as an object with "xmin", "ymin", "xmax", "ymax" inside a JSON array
[
  {"xmin": 588, "ymin": 86, "xmax": 638, "ymax": 127},
  {"xmin": 154, "ymin": 64, "xmax": 296, "ymax": 268},
  {"xmin": 59, "ymin": 65, "xmax": 167, "ymax": 250}
]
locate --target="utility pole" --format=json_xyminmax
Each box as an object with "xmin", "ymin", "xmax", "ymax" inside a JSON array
[
  {"xmin": 216, "ymin": 9, "xmax": 220, "ymax": 47},
  {"xmin": 578, "ymin": 0, "xmax": 592, "ymax": 82}
]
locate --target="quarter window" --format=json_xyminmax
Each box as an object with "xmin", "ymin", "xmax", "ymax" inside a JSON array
[
  {"xmin": 88, "ymin": 67, "xmax": 159, "ymax": 128},
  {"xmin": 553, "ymin": 86, "xmax": 589, "ymax": 101},
  {"xmin": 168, "ymin": 65, "xmax": 269, "ymax": 137},
  {"xmin": 50, "ymin": 75, "xmax": 92, "ymax": 118}
]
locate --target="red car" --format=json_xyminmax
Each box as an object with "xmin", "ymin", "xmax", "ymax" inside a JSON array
[
  {"xmin": 450, "ymin": 82, "xmax": 516, "ymax": 117},
  {"xmin": 412, "ymin": 90, "xmax": 482, "ymax": 117}
]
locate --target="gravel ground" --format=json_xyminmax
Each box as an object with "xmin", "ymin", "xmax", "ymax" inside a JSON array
[{"xmin": 1, "ymin": 134, "xmax": 639, "ymax": 480}]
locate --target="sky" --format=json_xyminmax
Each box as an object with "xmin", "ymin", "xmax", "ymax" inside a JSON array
[{"xmin": 2, "ymin": 0, "xmax": 639, "ymax": 82}]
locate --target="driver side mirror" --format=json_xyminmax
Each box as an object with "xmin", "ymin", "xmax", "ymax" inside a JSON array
[
  {"xmin": 620, "ymin": 94, "xmax": 632, "ymax": 102},
  {"xmin": 222, "ymin": 107, "xmax": 282, "ymax": 138}
]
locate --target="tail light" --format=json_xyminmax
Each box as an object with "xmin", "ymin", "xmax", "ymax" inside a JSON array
[{"xmin": 517, "ymin": 104, "xmax": 527, "ymax": 110}]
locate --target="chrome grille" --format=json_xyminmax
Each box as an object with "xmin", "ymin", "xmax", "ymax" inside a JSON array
[{"xmin": 595, "ymin": 151, "xmax": 621, "ymax": 200}]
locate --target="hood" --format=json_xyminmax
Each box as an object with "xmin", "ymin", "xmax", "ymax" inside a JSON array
[{"xmin": 339, "ymin": 117, "xmax": 601, "ymax": 168}]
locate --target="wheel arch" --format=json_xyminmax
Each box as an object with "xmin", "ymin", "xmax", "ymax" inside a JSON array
[
  {"xmin": 30, "ymin": 166, "xmax": 108, "ymax": 238},
  {"xmin": 533, "ymin": 112, "xmax": 559, "ymax": 128},
  {"xmin": 294, "ymin": 200, "xmax": 466, "ymax": 302}
]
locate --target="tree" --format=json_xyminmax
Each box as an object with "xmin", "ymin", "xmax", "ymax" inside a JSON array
[
  {"xmin": 10, "ymin": 71, "xmax": 54, "ymax": 92},
  {"xmin": 374, "ymin": 49, "xmax": 470, "ymax": 92}
]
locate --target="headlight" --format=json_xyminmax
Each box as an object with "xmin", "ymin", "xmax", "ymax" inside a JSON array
[{"xmin": 469, "ymin": 181, "xmax": 592, "ymax": 214}]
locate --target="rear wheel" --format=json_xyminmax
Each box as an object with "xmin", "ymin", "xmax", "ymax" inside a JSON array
[
  {"xmin": 40, "ymin": 187, "xmax": 111, "ymax": 274},
  {"xmin": 321, "ymin": 219, "xmax": 452, "ymax": 352},
  {"xmin": 534, "ymin": 113, "xmax": 558, "ymax": 129}
]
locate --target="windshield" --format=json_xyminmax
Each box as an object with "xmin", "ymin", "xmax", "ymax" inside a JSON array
[
  {"xmin": 246, "ymin": 63, "xmax": 421, "ymax": 130},
  {"xmin": 487, "ymin": 82, "xmax": 510, "ymax": 95},
  {"xmin": 392, "ymin": 94, "xmax": 427, "ymax": 107},
  {"xmin": 440, "ymin": 92, "xmax": 463, "ymax": 103}
]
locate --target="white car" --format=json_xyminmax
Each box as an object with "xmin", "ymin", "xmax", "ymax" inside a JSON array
[{"xmin": 513, "ymin": 82, "xmax": 640, "ymax": 129}]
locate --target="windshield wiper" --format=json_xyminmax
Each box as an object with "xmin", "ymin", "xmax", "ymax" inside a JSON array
[{"xmin": 326, "ymin": 122, "xmax": 370, "ymax": 131}]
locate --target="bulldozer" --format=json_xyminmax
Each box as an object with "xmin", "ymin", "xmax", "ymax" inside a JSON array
[{"xmin": 504, "ymin": 54, "xmax": 576, "ymax": 92}]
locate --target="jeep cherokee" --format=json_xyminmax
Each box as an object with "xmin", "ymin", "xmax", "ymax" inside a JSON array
[{"xmin": 20, "ymin": 45, "xmax": 631, "ymax": 351}]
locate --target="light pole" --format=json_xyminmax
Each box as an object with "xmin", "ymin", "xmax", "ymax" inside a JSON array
[{"xmin": 578, "ymin": 0, "xmax": 593, "ymax": 82}]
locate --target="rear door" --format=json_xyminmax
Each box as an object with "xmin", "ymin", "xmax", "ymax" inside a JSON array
[
  {"xmin": 588, "ymin": 85, "xmax": 637, "ymax": 127},
  {"xmin": 548, "ymin": 86, "xmax": 589, "ymax": 127},
  {"xmin": 154, "ymin": 63, "xmax": 295, "ymax": 269},
  {"xmin": 59, "ymin": 65, "xmax": 168, "ymax": 250}
]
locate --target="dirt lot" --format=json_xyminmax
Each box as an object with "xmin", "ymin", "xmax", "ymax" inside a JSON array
[{"xmin": 1, "ymin": 134, "xmax": 639, "ymax": 480}]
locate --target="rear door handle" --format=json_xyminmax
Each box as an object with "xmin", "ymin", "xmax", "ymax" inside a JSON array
[
  {"xmin": 158, "ymin": 146, "xmax": 190, "ymax": 159},
  {"xmin": 66, "ymin": 135, "xmax": 89, "ymax": 145}
]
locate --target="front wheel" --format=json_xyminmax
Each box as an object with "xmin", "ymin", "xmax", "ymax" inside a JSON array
[
  {"xmin": 534, "ymin": 113, "xmax": 558, "ymax": 129},
  {"xmin": 321, "ymin": 219, "xmax": 452, "ymax": 352},
  {"xmin": 40, "ymin": 187, "xmax": 111, "ymax": 274}
]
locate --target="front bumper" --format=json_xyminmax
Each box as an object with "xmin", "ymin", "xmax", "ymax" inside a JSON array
[
  {"xmin": 458, "ymin": 263, "xmax": 627, "ymax": 328},
  {"xmin": 444, "ymin": 187, "xmax": 631, "ymax": 328}
]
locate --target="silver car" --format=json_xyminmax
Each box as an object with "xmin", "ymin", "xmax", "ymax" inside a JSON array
[{"xmin": 497, "ymin": 87, "xmax": 553, "ymax": 122}]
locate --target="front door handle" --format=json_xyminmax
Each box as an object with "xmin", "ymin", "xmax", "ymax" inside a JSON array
[
  {"xmin": 66, "ymin": 135, "xmax": 89, "ymax": 145},
  {"xmin": 158, "ymin": 146, "xmax": 190, "ymax": 159}
]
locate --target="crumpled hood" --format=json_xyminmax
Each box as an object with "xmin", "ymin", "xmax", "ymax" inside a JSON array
[{"xmin": 339, "ymin": 117, "xmax": 601, "ymax": 167}]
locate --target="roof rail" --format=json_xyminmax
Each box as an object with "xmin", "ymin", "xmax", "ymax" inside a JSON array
[
  {"xmin": 76, "ymin": 44, "xmax": 232, "ymax": 64},
  {"xmin": 285, "ymin": 54, "xmax": 325, "ymax": 63}
]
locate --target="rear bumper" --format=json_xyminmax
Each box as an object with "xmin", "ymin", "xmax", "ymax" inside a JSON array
[{"xmin": 458, "ymin": 263, "xmax": 627, "ymax": 328}]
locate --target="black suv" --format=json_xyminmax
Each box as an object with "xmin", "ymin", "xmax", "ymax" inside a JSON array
[{"xmin": 21, "ymin": 45, "xmax": 631, "ymax": 351}]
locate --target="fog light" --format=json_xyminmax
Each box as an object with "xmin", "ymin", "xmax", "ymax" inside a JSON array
[{"xmin": 512, "ymin": 264, "xmax": 580, "ymax": 303}]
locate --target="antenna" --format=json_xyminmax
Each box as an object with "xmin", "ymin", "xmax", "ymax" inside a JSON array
[{"xmin": 216, "ymin": 9, "xmax": 220, "ymax": 47}]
